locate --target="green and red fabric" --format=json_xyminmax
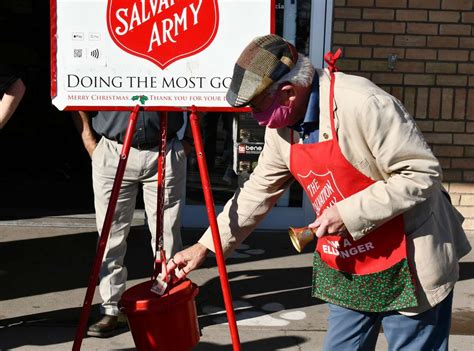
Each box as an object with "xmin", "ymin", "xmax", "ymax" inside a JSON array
[{"xmin": 289, "ymin": 50, "xmax": 417, "ymax": 312}]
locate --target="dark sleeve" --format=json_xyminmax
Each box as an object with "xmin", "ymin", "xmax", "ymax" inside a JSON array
[{"xmin": 0, "ymin": 64, "xmax": 24, "ymax": 94}]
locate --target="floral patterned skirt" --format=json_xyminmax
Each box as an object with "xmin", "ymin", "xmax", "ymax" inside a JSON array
[{"xmin": 312, "ymin": 252, "xmax": 418, "ymax": 312}]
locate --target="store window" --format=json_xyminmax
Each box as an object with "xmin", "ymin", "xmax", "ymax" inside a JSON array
[{"xmin": 183, "ymin": 0, "xmax": 333, "ymax": 229}]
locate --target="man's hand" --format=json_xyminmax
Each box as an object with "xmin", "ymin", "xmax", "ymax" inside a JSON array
[
  {"xmin": 71, "ymin": 111, "xmax": 98, "ymax": 158},
  {"xmin": 83, "ymin": 139, "xmax": 98, "ymax": 158},
  {"xmin": 167, "ymin": 243, "xmax": 209, "ymax": 281},
  {"xmin": 308, "ymin": 206, "xmax": 347, "ymax": 238}
]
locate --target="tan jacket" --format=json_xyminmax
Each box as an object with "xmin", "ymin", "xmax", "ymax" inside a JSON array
[{"xmin": 199, "ymin": 69, "xmax": 471, "ymax": 313}]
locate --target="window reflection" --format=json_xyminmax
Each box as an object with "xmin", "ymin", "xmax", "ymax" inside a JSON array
[{"xmin": 185, "ymin": 1, "xmax": 312, "ymax": 207}]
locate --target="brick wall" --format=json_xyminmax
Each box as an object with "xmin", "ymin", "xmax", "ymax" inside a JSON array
[
  {"xmin": 446, "ymin": 183, "xmax": 474, "ymax": 232},
  {"xmin": 332, "ymin": 0, "xmax": 474, "ymax": 233}
]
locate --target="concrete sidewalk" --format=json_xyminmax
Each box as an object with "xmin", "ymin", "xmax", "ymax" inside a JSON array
[{"xmin": 0, "ymin": 212, "xmax": 473, "ymax": 350}]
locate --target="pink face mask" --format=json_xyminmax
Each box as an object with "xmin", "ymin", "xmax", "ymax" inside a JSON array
[{"xmin": 252, "ymin": 92, "xmax": 294, "ymax": 129}]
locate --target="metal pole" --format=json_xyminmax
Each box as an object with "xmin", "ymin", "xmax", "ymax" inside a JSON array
[
  {"xmin": 189, "ymin": 107, "xmax": 241, "ymax": 351},
  {"xmin": 72, "ymin": 105, "xmax": 140, "ymax": 351}
]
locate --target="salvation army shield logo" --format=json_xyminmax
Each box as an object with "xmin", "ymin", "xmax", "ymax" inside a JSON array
[
  {"xmin": 107, "ymin": 0, "xmax": 219, "ymax": 69},
  {"xmin": 297, "ymin": 170, "xmax": 345, "ymax": 217}
]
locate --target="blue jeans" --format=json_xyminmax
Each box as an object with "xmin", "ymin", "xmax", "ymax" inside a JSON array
[{"xmin": 323, "ymin": 291, "xmax": 453, "ymax": 351}]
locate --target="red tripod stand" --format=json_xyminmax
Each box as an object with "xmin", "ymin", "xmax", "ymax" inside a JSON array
[{"xmin": 72, "ymin": 106, "xmax": 241, "ymax": 351}]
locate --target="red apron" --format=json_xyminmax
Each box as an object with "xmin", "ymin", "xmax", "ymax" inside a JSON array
[{"xmin": 289, "ymin": 50, "xmax": 417, "ymax": 312}]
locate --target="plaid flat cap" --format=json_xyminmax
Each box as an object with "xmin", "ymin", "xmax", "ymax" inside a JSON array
[{"xmin": 226, "ymin": 34, "xmax": 298, "ymax": 107}]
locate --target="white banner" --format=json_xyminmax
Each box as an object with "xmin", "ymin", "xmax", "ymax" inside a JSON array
[{"xmin": 51, "ymin": 0, "xmax": 273, "ymax": 110}]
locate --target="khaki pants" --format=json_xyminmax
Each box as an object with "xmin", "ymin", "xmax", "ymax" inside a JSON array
[{"xmin": 91, "ymin": 137, "xmax": 186, "ymax": 316}]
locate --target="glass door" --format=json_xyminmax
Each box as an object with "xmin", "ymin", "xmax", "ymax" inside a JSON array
[{"xmin": 182, "ymin": 0, "xmax": 333, "ymax": 229}]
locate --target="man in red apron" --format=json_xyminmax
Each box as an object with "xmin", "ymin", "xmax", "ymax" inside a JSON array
[{"xmin": 169, "ymin": 34, "xmax": 471, "ymax": 350}]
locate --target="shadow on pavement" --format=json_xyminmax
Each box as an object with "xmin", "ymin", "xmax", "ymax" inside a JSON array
[
  {"xmin": 196, "ymin": 267, "xmax": 323, "ymax": 329},
  {"xmin": 195, "ymin": 336, "xmax": 309, "ymax": 350},
  {"xmin": 0, "ymin": 304, "xmax": 131, "ymax": 350},
  {"xmin": 0, "ymin": 226, "xmax": 309, "ymax": 300},
  {"xmin": 0, "ymin": 231, "xmax": 96, "ymax": 300},
  {"xmin": 0, "ymin": 225, "xmax": 319, "ymax": 348},
  {"xmin": 0, "ymin": 226, "xmax": 157, "ymax": 300}
]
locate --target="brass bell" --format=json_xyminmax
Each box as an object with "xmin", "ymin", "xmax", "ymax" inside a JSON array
[{"xmin": 288, "ymin": 226, "xmax": 316, "ymax": 253}]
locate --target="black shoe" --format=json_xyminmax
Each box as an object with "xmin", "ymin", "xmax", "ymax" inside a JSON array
[{"xmin": 87, "ymin": 314, "xmax": 127, "ymax": 338}]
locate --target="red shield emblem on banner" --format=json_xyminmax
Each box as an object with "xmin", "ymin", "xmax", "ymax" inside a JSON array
[
  {"xmin": 297, "ymin": 170, "xmax": 345, "ymax": 217},
  {"xmin": 107, "ymin": 0, "xmax": 219, "ymax": 69}
]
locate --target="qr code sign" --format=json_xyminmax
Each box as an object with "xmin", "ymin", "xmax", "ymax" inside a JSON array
[{"xmin": 74, "ymin": 49, "xmax": 82, "ymax": 58}]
